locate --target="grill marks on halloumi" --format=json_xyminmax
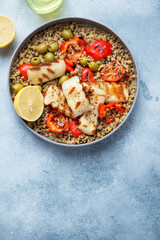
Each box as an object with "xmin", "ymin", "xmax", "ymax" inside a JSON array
[
  {"xmin": 27, "ymin": 60, "xmax": 66, "ymax": 84},
  {"xmin": 43, "ymin": 85, "xmax": 72, "ymax": 117},
  {"xmin": 98, "ymin": 82, "xmax": 128, "ymax": 103},
  {"xmin": 78, "ymin": 84, "xmax": 105, "ymax": 135},
  {"xmin": 62, "ymin": 76, "xmax": 91, "ymax": 118}
]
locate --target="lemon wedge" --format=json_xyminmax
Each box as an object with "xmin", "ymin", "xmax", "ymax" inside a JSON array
[
  {"xmin": 0, "ymin": 15, "xmax": 16, "ymax": 48},
  {"xmin": 14, "ymin": 86, "xmax": 44, "ymax": 122}
]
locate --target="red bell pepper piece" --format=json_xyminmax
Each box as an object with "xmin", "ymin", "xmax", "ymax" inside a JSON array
[
  {"xmin": 18, "ymin": 63, "xmax": 32, "ymax": 81},
  {"xmin": 46, "ymin": 110, "xmax": 69, "ymax": 134},
  {"xmin": 81, "ymin": 68, "xmax": 95, "ymax": 82},
  {"xmin": 69, "ymin": 120, "xmax": 83, "ymax": 138},
  {"xmin": 64, "ymin": 58, "xmax": 76, "ymax": 68},
  {"xmin": 101, "ymin": 60, "xmax": 129, "ymax": 82},
  {"xmin": 85, "ymin": 40, "xmax": 112, "ymax": 60},
  {"xmin": 66, "ymin": 64, "xmax": 75, "ymax": 77},
  {"xmin": 98, "ymin": 102, "xmax": 126, "ymax": 124},
  {"xmin": 60, "ymin": 36, "xmax": 86, "ymax": 65},
  {"xmin": 66, "ymin": 64, "xmax": 74, "ymax": 72}
]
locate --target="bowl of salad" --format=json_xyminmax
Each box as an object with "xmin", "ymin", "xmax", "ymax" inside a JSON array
[{"xmin": 9, "ymin": 17, "xmax": 139, "ymax": 146}]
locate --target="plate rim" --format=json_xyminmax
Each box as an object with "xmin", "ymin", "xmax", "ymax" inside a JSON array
[{"xmin": 8, "ymin": 17, "xmax": 139, "ymax": 147}]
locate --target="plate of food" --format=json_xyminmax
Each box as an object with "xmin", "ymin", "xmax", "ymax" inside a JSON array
[{"xmin": 9, "ymin": 17, "xmax": 139, "ymax": 146}]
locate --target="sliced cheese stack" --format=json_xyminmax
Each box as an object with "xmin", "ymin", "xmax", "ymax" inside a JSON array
[
  {"xmin": 43, "ymin": 85, "xmax": 73, "ymax": 118},
  {"xmin": 78, "ymin": 84, "xmax": 106, "ymax": 135},
  {"xmin": 62, "ymin": 76, "xmax": 91, "ymax": 118},
  {"xmin": 43, "ymin": 75, "xmax": 129, "ymax": 136},
  {"xmin": 97, "ymin": 82, "xmax": 128, "ymax": 103}
]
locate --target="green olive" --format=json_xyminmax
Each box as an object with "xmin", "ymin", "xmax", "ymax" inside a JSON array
[
  {"xmin": 34, "ymin": 85, "xmax": 42, "ymax": 92},
  {"xmin": 62, "ymin": 29, "xmax": 73, "ymax": 40},
  {"xmin": 37, "ymin": 43, "xmax": 48, "ymax": 54},
  {"xmin": 59, "ymin": 75, "xmax": 69, "ymax": 85},
  {"xmin": 80, "ymin": 56, "xmax": 88, "ymax": 66},
  {"xmin": 88, "ymin": 61, "xmax": 99, "ymax": 72},
  {"xmin": 44, "ymin": 52, "xmax": 55, "ymax": 62},
  {"xmin": 48, "ymin": 42, "xmax": 59, "ymax": 52},
  {"xmin": 31, "ymin": 57, "xmax": 41, "ymax": 66},
  {"xmin": 12, "ymin": 84, "xmax": 23, "ymax": 93}
]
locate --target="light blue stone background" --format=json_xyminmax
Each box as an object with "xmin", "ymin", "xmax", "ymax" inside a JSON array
[{"xmin": 0, "ymin": 0, "xmax": 160, "ymax": 239}]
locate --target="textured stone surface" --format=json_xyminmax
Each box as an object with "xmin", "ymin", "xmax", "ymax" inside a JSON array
[{"xmin": 0, "ymin": 0, "xmax": 160, "ymax": 239}]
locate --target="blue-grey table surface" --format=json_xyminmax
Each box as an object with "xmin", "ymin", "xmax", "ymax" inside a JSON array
[{"xmin": 0, "ymin": 0, "xmax": 160, "ymax": 239}]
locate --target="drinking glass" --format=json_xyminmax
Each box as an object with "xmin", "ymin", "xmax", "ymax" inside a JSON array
[{"xmin": 26, "ymin": 0, "xmax": 63, "ymax": 14}]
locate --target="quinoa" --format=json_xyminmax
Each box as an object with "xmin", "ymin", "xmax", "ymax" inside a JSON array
[{"xmin": 10, "ymin": 22, "xmax": 136, "ymax": 145}]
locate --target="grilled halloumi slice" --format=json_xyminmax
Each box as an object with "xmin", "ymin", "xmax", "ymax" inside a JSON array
[
  {"xmin": 43, "ymin": 85, "xmax": 72, "ymax": 117},
  {"xmin": 98, "ymin": 82, "xmax": 128, "ymax": 103},
  {"xmin": 62, "ymin": 76, "xmax": 91, "ymax": 118},
  {"xmin": 27, "ymin": 60, "xmax": 66, "ymax": 84},
  {"xmin": 78, "ymin": 84, "xmax": 105, "ymax": 135}
]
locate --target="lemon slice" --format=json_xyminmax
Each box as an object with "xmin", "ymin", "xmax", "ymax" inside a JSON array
[
  {"xmin": 14, "ymin": 86, "xmax": 44, "ymax": 122},
  {"xmin": 0, "ymin": 15, "xmax": 16, "ymax": 48}
]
